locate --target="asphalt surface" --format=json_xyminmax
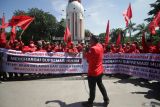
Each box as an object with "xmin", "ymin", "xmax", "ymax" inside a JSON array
[{"xmin": 0, "ymin": 74, "xmax": 160, "ymax": 107}]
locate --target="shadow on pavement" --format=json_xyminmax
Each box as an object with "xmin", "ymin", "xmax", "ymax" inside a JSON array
[
  {"xmin": 45, "ymin": 100, "xmax": 105, "ymax": 107},
  {"xmin": 113, "ymin": 74, "xmax": 160, "ymax": 101}
]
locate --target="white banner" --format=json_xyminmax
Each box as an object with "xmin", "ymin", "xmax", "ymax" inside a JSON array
[
  {"xmin": 0, "ymin": 48, "xmax": 160, "ymax": 81},
  {"xmin": 103, "ymin": 53, "xmax": 160, "ymax": 81},
  {"xmin": 1, "ymin": 49, "xmax": 84, "ymax": 74}
]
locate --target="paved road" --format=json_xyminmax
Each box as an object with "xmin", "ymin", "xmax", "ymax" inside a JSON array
[{"xmin": 0, "ymin": 75, "xmax": 160, "ymax": 107}]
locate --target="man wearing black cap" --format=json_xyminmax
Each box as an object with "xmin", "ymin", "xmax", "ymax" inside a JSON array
[{"xmin": 82, "ymin": 35, "xmax": 109, "ymax": 107}]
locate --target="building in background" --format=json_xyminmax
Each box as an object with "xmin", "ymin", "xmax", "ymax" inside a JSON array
[{"xmin": 66, "ymin": 0, "xmax": 85, "ymax": 41}]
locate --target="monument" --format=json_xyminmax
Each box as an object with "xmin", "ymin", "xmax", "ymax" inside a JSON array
[{"xmin": 66, "ymin": 0, "xmax": 85, "ymax": 41}]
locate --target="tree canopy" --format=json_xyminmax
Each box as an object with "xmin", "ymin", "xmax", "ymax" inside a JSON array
[
  {"xmin": 145, "ymin": 0, "xmax": 160, "ymax": 22},
  {"xmin": 13, "ymin": 8, "xmax": 64, "ymax": 44},
  {"xmin": 4, "ymin": 0, "xmax": 159, "ymax": 45}
]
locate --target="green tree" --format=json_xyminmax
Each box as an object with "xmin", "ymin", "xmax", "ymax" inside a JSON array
[
  {"xmin": 110, "ymin": 28, "xmax": 124, "ymax": 44},
  {"xmin": 13, "ymin": 10, "xmax": 26, "ymax": 16},
  {"xmin": 99, "ymin": 32, "xmax": 105, "ymax": 43},
  {"xmin": 56, "ymin": 18, "xmax": 66, "ymax": 37},
  {"xmin": 134, "ymin": 23, "xmax": 150, "ymax": 41},
  {"xmin": 145, "ymin": 0, "xmax": 160, "ymax": 22},
  {"xmin": 135, "ymin": 23, "xmax": 148, "ymax": 35},
  {"xmin": 145, "ymin": 0, "xmax": 160, "ymax": 45},
  {"xmin": 85, "ymin": 29, "xmax": 92, "ymax": 37},
  {"xmin": 13, "ymin": 8, "xmax": 58, "ymax": 44},
  {"xmin": 124, "ymin": 22, "xmax": 136, "ymax": 39}
]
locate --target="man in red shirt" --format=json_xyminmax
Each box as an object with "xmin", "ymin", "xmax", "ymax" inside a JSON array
[
  {"xmin": 76, "ymin": 40, "xmax": 84, "ymax": 52},
  {"xmin": 0, "ymin": 29, "xmax": 6, "ymax": 48},
  {"xmin": 67, "ymin": 43, "xmax": 78, "ymax": 55},
  {"xmin": 82, "ymin": 35, "xmax": 109, "ymax": 107},
  {"xmin": 130, "ymin": 43, "xmax": 140, "ymax": 53},
  {"xmin": 110, "ymin": 44, "xmax": 117, "ymax": 53}
]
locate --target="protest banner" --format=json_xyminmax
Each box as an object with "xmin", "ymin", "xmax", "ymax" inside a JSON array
[{"xmin": 0, "ymin": 48, "xmax": 160, "ymax": 81}]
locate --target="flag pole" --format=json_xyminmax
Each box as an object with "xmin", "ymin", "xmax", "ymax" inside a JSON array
[
  {"xmin": 3, "ymin": 12, "xmax": 5, "ymax": 18},
  {"xmin": 19, "ymin": 30, "xmax": 25, "ymax": 39},
  {"xmin": 128, "ymin": 20, "xmax": 132, "ymax": 42},
  {"xmin": 19, "ymin": 19, "xmax": 33, "ymax": 39},
  {"xmin": 19, "ymin": 17, "xmax": 34, "ymax": 39}
]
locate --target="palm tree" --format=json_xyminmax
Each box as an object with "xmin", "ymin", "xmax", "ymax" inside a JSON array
[
  {"xmin": 124, "ymin": 22, "xmax": 136, "ymax": 40},
  {"xmin": 135, "ymin": 23, "xmax": 149, "ymax": 35},
  {"xmin": 134, "ymin": 23, "xmax": 150, "ymax": 42},
  {"xmin": 145, "ymin": 0, "xmax": 160, "ymax": 45},
  {"xmin": 110, "ymin": 28, "xmax": 123, "ymax": 43},
  {"xmin": 145, "ymin": 0, "xmax": 160, "ymax": 22}
]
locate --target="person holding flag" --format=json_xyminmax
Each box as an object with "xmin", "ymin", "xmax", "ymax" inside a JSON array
[
  {"xmin": 9, "ymin": 15, "xmax": 34, "ymax": 43},
  {"xmin": 0, "ymin": 13, "xmax": 8, "ymax": 48}
]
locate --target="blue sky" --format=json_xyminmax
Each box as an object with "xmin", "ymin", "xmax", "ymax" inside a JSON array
[{"xmin": 0, "ymin": 0, "xmax": 156, "ymax": 35}]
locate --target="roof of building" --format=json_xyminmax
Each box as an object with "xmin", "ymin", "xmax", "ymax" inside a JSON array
[
  {"xmin": 69, "ymin": 0, "xmax": 81, "ymax": 3},
  {"xmin": 67, "ymin": 0, "xmax": 84, "ymax": 14}
]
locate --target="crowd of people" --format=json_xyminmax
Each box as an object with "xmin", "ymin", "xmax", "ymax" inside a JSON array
[
  {"xmin": 0, "ymin": 38, "xmax": 160, "ymax": 54},
  {"xmin": 0, "ymin": 37, "xmax": 159, "ymax": 80},
  {"xmin": 0, "ymin": 38, "xmax": 80, "ymax": 54},
  {"xmin": 0, "ymin": 37, "xmax": 159, "ymax": 54},
  {"xmin": 103, "ymin": 40, "xmax": 160, "ymax": 54}
]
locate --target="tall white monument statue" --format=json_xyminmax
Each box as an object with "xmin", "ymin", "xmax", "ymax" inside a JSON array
[{"xmin": 66, "ymin": 0, "xmax": 85, "ymax": 41}]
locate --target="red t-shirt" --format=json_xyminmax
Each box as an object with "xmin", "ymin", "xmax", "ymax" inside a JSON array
[
  {"xmin": 85, "ymin": 43, "xmax": 104, "ymax": 77},
  {"xmin": 68, "ymin": 47, "xmax": 78, "ymax": 54},
  {"xmin": 22, "ymin": 46, "xmax": 31, "ymax": 52},
  {"xmin": 149, "ymin": 45, "xmax": 159, "ymax": 53},
  {"xmin": 77, "ymin": 44, "xmax": 83, "ymax": 52}
]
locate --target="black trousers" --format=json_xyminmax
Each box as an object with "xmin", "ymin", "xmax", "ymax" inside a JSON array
[{"xmin": 88, "ymin": 74, "xmax": 109, "ymax": 103}]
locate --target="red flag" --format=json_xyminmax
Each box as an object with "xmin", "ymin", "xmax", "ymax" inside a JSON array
[
  {"xmin": 149, "ymin": 11, "xmax": 160, "ymax": 35},
  {"xmin": 105, "ymin": 20, "xmax": 110, "ymax": 44},
  {"xmin": 0, "ymin": 14, "xmax": 8, "ymax": 29},
  {"xmin": 17, "ymin": 18, "xmax": 34, "ymax": 30},
  {"xmin": 116, "ymin": 32, "xmax": 121, "ymax": 45},
  {"xmin": 123, "ymin": 3, "xmax": 132, "ymax": 27},
  {"xmin": 154, "ymin": 11, "xmax": 160, "ymax": 27},
  {"xmin": 9, "ymin": 15, "xmax": 26, "ymax": 26},
  {"xmin": 9, "ymin": 15, "xmax": 33, "ymax": 28},
  {"xmin": 149, "ymin": 21, "xmax": 156, "ymax": 35},
  {"xmin": 0, "ymin": 31, "xmax": 6, "ymax": 44},
  {"xmin": 64, "ymin": 25, "xmax": 71, "ymax": 43},
  {"xmin": 10, "ymin": 26, "xmax": 16, "ymax": 43},
  {"xmin": 0, "ymin": 14, "xmax": 8, "ymax": 45},
  {"xmin": 123, "ymin": 10, "xmax": 129, "ymax": 27},
  {"xmin": 8, "ymin": 15, "xmax": 34, "ymax": 41},
  {"xmin": 142, "ymin": 32, "xmax": 147, "ymax": 52},
  {"xmin": 127, "ymin": 3, "xmax": 132, "ymax": 20}
]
